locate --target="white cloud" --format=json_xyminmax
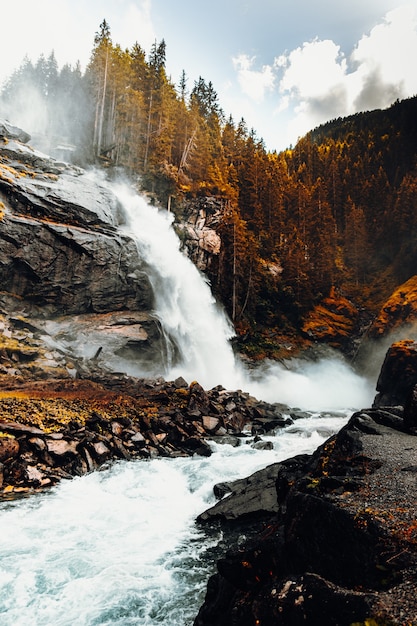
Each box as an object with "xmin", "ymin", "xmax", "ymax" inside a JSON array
[
  {"xmin": 232, "ymin": 54, "xmax": 275, "ymax": 103},
  {"xmin": 271, "ymin": 3, "xmax": 417, "ymax": 147},
  {"xmin": 278, "ymin": 39, "xmax": 347, "ymax": 100},
  {"xmin": 351, "ymin": 4, "xmax": 417, "ymax": 108}
]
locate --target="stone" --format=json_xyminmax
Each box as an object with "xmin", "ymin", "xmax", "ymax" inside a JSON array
[
  {"xmin": 0, "ymin": 421, "xmax": 45, "ymax": 436},
  {"xmin": 202, "ymin": 415, "xmax": 220, "ymax": 433},
  {"xmin": 28, "ymin": 437, "xmax": 47, "ymax": 452},
  {"xmin": 46, "ymin": 438, "xmax": 78, "ymax": 459},
  {"xmin": 373, "ymin": 339, "xmax": 417, "ymax": 406},
  {"xmin": 130, "ymin": 431, "xmax": 146, "ymax": 447},
  {"xmin": 0, "ymin": 120, "xmax": 31, "ymax": 143},
  {"xmin": 188, "ymin": 382, "xmax": 211, "ymax": 415},
  {"xmin": 198, "ymin": 463, "xmax": 282, "ymax": 522},
  {"xmin": 0, "ymin": 436, "xmax": 19, "ymax": 462},
  {"xmin": 26, "ymin": 465, "xmax": 44, "ymax": 485},
  {"xmin": 91, "ymin": 441, "xmax": 111, "ymax": 463}
]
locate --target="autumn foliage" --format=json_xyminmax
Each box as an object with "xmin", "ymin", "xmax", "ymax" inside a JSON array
[{"xmin": 2, "ymin": 20, "xmax": 417, "ymax": 342}]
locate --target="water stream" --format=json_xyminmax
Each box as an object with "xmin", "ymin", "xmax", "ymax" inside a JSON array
[
  {"xmin": 0, "ymin": 181, "xmax": 376, "ymax": 625},
  {"xmin": 0, "ymin": 414, "xmax": 348, "ymax": 626}
]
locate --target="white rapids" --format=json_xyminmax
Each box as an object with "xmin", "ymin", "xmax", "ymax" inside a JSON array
[{"xmin": 0, "ymin": 413, "xmax": 348, "ymax": 626}]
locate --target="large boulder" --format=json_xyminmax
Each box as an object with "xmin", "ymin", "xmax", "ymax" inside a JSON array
[{"xmin": 373, "ymin": 339, "xmax": 417, "ymax": 407}]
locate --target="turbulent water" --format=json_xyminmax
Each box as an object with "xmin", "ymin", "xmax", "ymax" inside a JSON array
[
  {"xmin": 0, "ymin": 414, "xmax": 349, "ymax": 626},
  {"xmin": 0, "ymin": 182, "xmax": 376, "ymax": 625}
]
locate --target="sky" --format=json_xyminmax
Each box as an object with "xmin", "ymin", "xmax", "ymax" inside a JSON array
[{"xmin": 1, "ymin": 0, "xmax": 416, "ymax": 152}]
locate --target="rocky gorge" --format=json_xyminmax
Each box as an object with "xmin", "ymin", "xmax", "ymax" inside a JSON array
[{"xmin": 1, "ymin": 121, "xmax": 417, "ymax": 625}]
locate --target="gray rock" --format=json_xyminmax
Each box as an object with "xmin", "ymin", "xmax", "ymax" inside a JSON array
[{"xmin": 0, "ymin": 120, "xmax": 31, "ymax": 143}]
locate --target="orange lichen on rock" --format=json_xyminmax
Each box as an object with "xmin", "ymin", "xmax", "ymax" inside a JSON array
[
  {"xmin": 302, "ymin": 287, "xmax": 358, "ymax": 346},
  {"xmin": 369, "ymin": 275, "xmax": 417, "ymax": 338}
]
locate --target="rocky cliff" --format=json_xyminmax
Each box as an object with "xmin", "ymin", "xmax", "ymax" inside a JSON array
[
  {"xmin": 0, "ymin": 121, "xmax": 171, "ymax": 373},
  {"xmin": 194, "ymin": 340, "xmax": 417, "ymax": 625}
]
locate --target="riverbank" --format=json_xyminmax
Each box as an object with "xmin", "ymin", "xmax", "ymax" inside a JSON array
[{"xmin": 194, "ymin": 342, "xmax": 417, "ymax": 625}]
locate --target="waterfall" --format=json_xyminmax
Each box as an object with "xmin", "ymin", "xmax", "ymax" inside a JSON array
[
  {"xmin": 114, "ymin": 183, "xmax": 374, "ymax": 411},
  {"xmin": 115, "ymin": 183, "xmax": 245, "ymax": 391}
]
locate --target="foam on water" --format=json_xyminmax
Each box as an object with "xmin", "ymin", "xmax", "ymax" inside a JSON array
[{"xmin": 0, "ymin": 416, "xmax": 347, "ymax": 626}]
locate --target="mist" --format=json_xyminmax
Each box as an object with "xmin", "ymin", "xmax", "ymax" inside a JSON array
[{"xmin": 0, "ymin": 53, "xmax": 92, "ymax": 162}]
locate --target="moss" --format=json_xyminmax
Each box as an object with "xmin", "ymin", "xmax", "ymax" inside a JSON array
[
  {"xmin": 0, "ymin": 431, "xmax": 15, "ymax": 439},
  {"xmin": 302, "ymin": 287, "xmax": 358, "ymax": 345},
  {"xmin": 370, "ymin": 275, "xmax": 417, "ymax": 338}
]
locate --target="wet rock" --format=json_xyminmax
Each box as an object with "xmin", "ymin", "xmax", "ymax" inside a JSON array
[
  {"xmin": 198, "ymin": 463, "xmax": 282, "ymax": 523},
  {"xmin": 182, "ymin": 436, "xmax": 212, "ymax": 457},
  {"xmin": 0, "ymin": 136, "xmax": 154, "ymax": 321},
  {"xmin": 0, "ymin": 436, "xmax": 19, "ymax": 462},
  {"xmin": 0, "ymin": 120, "xmax": 31, "ymax": 143}
]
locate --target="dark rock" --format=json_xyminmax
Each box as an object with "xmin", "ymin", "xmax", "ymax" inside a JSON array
[
  {"xmin": 0, "ymin": 120, "xmax": 31, "ymax": 143},
  {"xmin": 0, "ymin": 436, "xmax": 19, "ymax": 462},
  {"xmin": 91, "ymin": 441, "xmax": 111, "ymax": 463},
  {"xmin": 182, "ymin": 436, "xmax": 212, "ymax": 457},
  {"xmin": 373, "ymin": 339, "xmax": 417, "ymax": 407},
  {"xmin": 404, "ymin": 384, "xmax": 417, "ymax": 432},
  {"xmin": 198, "ymin": 463, "xmax": 282, "ymax": 522},
  {"xmin": 0, "ymin": 421, "xmax": 45, "ymax": 436},
  {"xmin": 188, "ymin": 382, "xmax": 211, "ymax": 415},
  {"xmin": 250, "ymin": 438, "xmax": 273, "ymax": 450},
  {"xmin": 0, "ymin": 136, "xmax": 155, "ymax": 326}
]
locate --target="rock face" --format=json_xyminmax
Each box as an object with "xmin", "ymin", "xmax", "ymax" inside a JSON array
[
  {"xmin": 175, "ymin": 197, "xmax": 224, "ymax": 273},
  {"xmin": 0, "ymin": 121, "xmax": 165, "ymax": 369},
  {"xmin": 369, "ymin": 275, "xmax": 417, "ymax": 339},
  {"xmin": 194, "ymin": 343, "xmax": 417, "ymax": 625},
  {"xmin": 0, "ymin": 128, "xmax": 151, "ymax": 316}
]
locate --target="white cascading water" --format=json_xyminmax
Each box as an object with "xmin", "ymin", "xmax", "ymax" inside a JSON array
[
  {"xmin": 0, "ymin": 182, "xmax": 376, "ymax": 625},
  {"xmin": 0, "ymin": 415, "xmax": 347, "ymax": 626},
  {"xmin": 115, "ymin": 183, "xmax": 373, "ymax": 411},
  {"xmin": 115, "ymin": 183, "xmax": 243, "ymax": 391}
]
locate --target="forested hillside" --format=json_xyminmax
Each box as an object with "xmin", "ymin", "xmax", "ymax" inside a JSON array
[{"xmin": 2, "ymin": 19, "xmax": 417, "ymax": 350}]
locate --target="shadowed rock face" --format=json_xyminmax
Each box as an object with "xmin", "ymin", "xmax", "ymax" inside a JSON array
[
  {"xmin": 0, "ymin": 122, "xmax": 168, "ymax": 369},
  {"xmin": 0, "ymin": 127, "xmax": 152, "ymax": 318}
]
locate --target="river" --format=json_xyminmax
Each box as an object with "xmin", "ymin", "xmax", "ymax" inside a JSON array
[
  {"xmin": 0, "ymin": 180, "xmax": 376, "ymax": 625},
  {"xmin": 0, "ymin": 411, "xmax": 354, "ymax": 626}
]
